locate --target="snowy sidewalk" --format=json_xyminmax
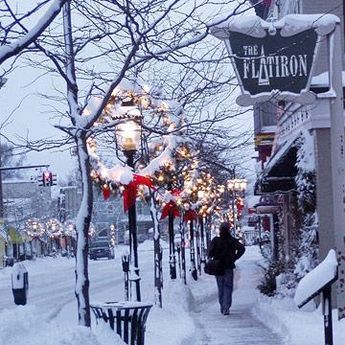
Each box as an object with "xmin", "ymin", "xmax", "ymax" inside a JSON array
[{"xmin": 188, "ymin": 247, "xmax": 286, "ymax": 345}]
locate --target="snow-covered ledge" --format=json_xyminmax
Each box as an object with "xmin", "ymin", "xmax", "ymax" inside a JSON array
[
  {"xmin": 294, "ymin": 249, "xmax": 338, "ymax": 308},
  {"xmin": 210, "ymin": 14, "xmax": 340, "ymax": 39}
]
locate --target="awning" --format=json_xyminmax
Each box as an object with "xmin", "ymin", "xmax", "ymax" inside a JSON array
[
  {"xmin": 255, "ymin": 135, "xmax": 300, "ymax": 194},
  {"xmin": 8, "ymin": 227, "xmax": 24, "ymax": 244},
  {"xmin": 256, "ymin": 205, "xmax": 280, "ymax": 214}
]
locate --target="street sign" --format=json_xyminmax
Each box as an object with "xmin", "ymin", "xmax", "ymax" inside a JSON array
[
  {"xmin": 228, "ymin": 29, "xmax": 317, "ymax": 96},
  {"xmin": 211, "ymin": 14, "xmax": 338, "ymax": 106}
]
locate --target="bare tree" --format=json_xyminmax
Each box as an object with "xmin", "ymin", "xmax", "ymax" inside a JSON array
[
  {"xmin": 0, "ymin": 141, "xmax": 26, "ymax": 178},
  {"xmin": 1, "ymin": 0, "xmax": 255, "ymax": 327}
]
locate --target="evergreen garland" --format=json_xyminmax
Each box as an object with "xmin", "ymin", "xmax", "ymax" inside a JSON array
[{"xmin": 293, "ymin": 133, "xmax": 319, "ymax": 281}]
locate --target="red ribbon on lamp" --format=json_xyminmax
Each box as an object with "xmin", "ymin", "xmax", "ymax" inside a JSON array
[
  {"xmin": 123, "ymin": 174, "xmax": 155, "ymax": 212},
  {"xmin": 160, "ymin": 201, "xmax": 181, "ymax": 220},
  {"xmin": 183, "ymin": 209, "xmax": 198, "ymax": 222},
  {"xmin": 171, "ymin": 189, "xmax": 181, "ymax": 197},
  {"xmin": 102, "ymin": 185, "xmax": 111, "ymax": 200}
]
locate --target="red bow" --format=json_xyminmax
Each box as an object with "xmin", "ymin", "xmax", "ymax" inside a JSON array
[
  {"xmin": 183, "ymin": 209, "xmax": 198, "ymax": 222},
  {"xmin": 171, "ymin": 189, "xmax": 181, "ymax": 197},
  {"xmin": 123, "ymin": 174, "xmax": 155, "ymax": 212},
  {"xmin": 236, "ymin": 200, "xmax": 244, "ymax": 212},
  {"xmin": 102, "ymin": 186, "xmax": 111, "ymax": 200},
  {"xmin": 160, "ymin": 201, "xmax": 181, "ymax": 220}
]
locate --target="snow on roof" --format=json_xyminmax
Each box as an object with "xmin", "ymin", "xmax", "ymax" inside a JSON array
[
  {"xmin": 2, "ymin": 179, "xmax": 35, "ymax": 184},
  {"xmin": 246, "ymin": 195, "xmax": 261, "ymax": 208},
  {"xmin": 294, "ymin": 249, "xmax": 338, "ymax": 307},
  {"xmin": 4, "ymin": 198, "xmax": 31, "ymax": 204},
  {"xmin": 311, "ymin": 71, "xmax": 345, "ymax": 87},
  {"xmin": 211, "ymin": 14, "xmax": 339, "ymax": 40},
  {"xmin": 262, "ymin": 134, "xmax": 299, "ymax": 176},
  {"xmin": 263, "ymin": 129, "xmax": 314, "ymax": 176}
]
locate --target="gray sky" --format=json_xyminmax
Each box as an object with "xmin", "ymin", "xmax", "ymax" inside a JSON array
[
  {"xmin": 0, "ymin": 0, "xmax": 256, "ymax": 182},
  {"xmin": 0, "ymin": 64, "xmax": 76, "ymax": 180}
]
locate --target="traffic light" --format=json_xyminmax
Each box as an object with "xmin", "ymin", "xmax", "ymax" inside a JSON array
[
  {"xmin": 42, "ymin": 171, "xmax": 52, "ymax": 186},
  {"xmin": 38, "ymin": 170, "xmax": 57, "ymax": 187}
]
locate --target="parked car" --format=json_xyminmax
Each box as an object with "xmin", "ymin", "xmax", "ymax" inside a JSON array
[{"xmin": 89, "ymin": 240, "xmax": 114, "ymax": 260}]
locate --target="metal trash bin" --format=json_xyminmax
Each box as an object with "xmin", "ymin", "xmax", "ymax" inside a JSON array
[
  {"xmin": 11, "ymin": 263, "xmax": 29, "ymax": 305},
  {"xmin": 91, "ymin": 301, "xmax": 152, "ymax": 345}
]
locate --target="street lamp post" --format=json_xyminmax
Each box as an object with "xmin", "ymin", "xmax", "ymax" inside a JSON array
[
  {"xmin": 115, "ymin": 106, "xmax": 142, "ymax": 302},
  {"xmin": 123, "ymin": 148, "xmax": 141, "ymax": 301}
]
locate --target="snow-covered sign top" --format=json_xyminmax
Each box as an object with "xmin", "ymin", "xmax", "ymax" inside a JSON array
[
  {"xmin": 294, "ymin": 249, "xmax": 338, "ymax": 308},
  {"xmin": 210, "ymin": 14, "xmax": 339, "ymax": 39},
  {"xmin": 210, "ymin": 14, "xmax": 340, "ymax": 106}
]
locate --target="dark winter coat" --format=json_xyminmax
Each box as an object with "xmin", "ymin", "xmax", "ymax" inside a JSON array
[{"xmin": 208, "ymin": 234, "xmax": 245, "ymax": 270}]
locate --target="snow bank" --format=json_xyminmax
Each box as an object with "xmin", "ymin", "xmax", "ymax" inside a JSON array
[
  {"xmin": 0, "ymin": 305, "xmax": 122, "ymax": 345},
  {"xmin": 146, "ymin": 280, "xmax": 196, "ymax": 345},
  {"xmin": 2, "ymin": 245, "xmax": 344, "ymax": 345},
  {"xmin": 253, "ymin": 294, "xmax": 345, "ymax": 345}
]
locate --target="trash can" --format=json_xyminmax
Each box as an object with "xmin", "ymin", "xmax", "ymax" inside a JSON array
[
  {"xmin": 11, "ymin": 263, "xmax": 29, "ymax": 305},
  {"xmin": 91, "ymin": 301, "xmax": 152, "ymax": 345}
]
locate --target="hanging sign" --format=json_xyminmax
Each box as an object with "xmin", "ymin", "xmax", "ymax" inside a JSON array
[{"xmin": 211, "ymin": 14, "xmax": 338, "ymax": 106}]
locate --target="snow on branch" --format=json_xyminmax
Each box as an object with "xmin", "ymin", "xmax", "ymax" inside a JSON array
[{"xmin": 0, "ymin": 0, "xmax": 67, "ymax": 65}]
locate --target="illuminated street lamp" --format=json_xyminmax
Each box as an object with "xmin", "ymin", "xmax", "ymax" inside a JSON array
[
  {"xmin": 114, "ymin": 100, "xmax": 143, "ymax": 302},
  {"xmin": 227, "ymin": 178, "xmax": 247, "ymax": 234}
]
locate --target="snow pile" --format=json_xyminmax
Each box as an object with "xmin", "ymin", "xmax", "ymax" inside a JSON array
[
  {"xmin": 1, "ymin": 245, "xmax": 345, "ymax": 345},
  {"xmin": 254, "ymin": 294, "xmax": 345, "ymax": 345},
  {"xmin": 146, "ymin": 280, "xmax": 196, "ymax": 345},
  {"xmin": 0, "ymin": 305, "xmax": 122, "ymax": 345}
]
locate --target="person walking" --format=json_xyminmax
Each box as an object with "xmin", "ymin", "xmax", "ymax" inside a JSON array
[{"xmin": 208, "ymin": 222, "xmax": 245, "ymax": 315}]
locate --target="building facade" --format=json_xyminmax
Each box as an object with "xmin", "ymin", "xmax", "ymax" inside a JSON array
[
  {"xmin": 1, "ymin": 178, "xmax": 53, "ymax": 262},
  {"xmin": 251, "ymin": 0, "xmax": 345, "ymax": 315}
]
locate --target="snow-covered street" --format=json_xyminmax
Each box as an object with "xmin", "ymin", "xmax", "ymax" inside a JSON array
[{"xmin": 1, "ymin": 244, "xmax": 344, "ymax": 345}]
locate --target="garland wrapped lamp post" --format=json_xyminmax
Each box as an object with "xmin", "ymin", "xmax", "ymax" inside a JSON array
[
  {"xmin": 160, "ymin": 195, "xmax": 179, "ymax": 280},
  {"xmin": 114, "ymin": 102, "xmax": 143, "ymax": 302}
]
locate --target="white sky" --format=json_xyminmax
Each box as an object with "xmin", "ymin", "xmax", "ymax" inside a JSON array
[{"xmin": 0, "ymin": 64, "xmax": 76, "ymax": 180}]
